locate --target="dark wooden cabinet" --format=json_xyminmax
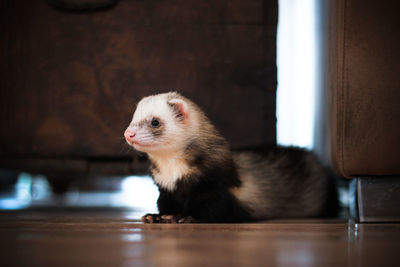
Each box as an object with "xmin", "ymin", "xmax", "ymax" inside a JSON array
[{"xmin": 0, "ymin": 0, "xmax": 277, "ymax": 176}]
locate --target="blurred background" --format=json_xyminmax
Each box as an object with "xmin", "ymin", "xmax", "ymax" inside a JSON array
[{"xmin": 1, "ymin": 0, "xmax": 348, "ymax": 216}]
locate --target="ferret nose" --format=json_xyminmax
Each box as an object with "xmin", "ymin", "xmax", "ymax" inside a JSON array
[{"xmin": 124, "ymin": 130, "xmax": 136, "ymax": 141}]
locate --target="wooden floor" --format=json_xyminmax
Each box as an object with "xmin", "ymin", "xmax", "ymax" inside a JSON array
[{"xmin": 1, "ymin": 210, "xmax": 400, "ymax": 267}]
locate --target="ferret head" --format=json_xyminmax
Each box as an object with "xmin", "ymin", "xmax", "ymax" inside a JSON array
[{"xmin": 124, "ymin": 92, "xmax": 196, "ymax": 155}]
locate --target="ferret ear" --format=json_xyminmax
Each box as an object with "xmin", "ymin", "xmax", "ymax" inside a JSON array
[{"xmin": 167, "ymin": 98, "xmax": 188, "ymax": 122}]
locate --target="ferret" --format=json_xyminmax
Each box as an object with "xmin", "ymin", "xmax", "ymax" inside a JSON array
[{"xmin": 124, "ymin": 92, "xmax": 337, "ymax": 223}]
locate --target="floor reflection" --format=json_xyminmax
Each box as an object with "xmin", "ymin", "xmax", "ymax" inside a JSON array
[{"xmin": 0, "ymin": 173, "xmax": 159, "ymax": 217}]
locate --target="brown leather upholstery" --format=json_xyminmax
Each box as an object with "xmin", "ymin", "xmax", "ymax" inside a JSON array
[{"xmin": 328, "ymin": 0, "xmax": 400, "ymax": 178}]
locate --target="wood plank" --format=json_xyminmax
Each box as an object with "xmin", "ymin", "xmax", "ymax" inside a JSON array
[{"xmin": 1, "ymin": 211, "xmax": 400, "ymax": 267}]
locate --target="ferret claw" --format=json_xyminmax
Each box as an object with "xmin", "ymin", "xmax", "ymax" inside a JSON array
[
  {"xmin": 141, "ymin": 214, "xmax": 177, "ymax": 224},
  {"xmin": 161, "ymin": 215, "xmax": 177, "ymax": 223},
  {"xmin": 141, "ymin": 214, "xmax": 162, "ymax": 223},
  {"xmin": 141, "ymin": 214, "xmax": 196, "ymax": 224},
  {"xmin": 177, "ymin": 216, "xmax": 195, "ymax": 223}
]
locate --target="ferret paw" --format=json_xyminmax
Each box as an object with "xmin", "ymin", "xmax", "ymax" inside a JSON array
[
  {"xmin": 160, "ymin": 215, "xmax": 178, "ymax": 223},
  {"xmin": 160, "ymin": 215, "xmax": 196, "ymax": 223},
  {"xmin": 177, "ymin": 216, "xmax": 195, "ymax": 223},
  {"xmin": 141, "ymin": 214, "xmax": 196, "ymax": 224},
  {"xmin": 141, "ymin": 213, "xmax": 163, "ymax": 223},
  {"xmin": 141, "ymin": 214, "xmax": 180, "ymax": 224}
]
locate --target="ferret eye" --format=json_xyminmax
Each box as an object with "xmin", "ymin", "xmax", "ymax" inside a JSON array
[{"xmin": 151, "ymin": 119, "xmax": 160, "ymax": 128}]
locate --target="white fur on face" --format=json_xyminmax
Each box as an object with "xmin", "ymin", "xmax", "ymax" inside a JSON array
[
  {"xmin": 126, "ymin": 93, "xmax": 191, "ymax": 155},
  {"xmin": 132, "ymin": 94, "xmax": 172, "ymax": 126},
  {"xmin": 125, "ymin": 92, "xmax": 202, "ymax": 191}
]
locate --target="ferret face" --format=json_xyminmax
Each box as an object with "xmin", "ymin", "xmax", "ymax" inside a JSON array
[{"xmin": 124, "ymin": 93, "xmax": 191, "ymax": 154}]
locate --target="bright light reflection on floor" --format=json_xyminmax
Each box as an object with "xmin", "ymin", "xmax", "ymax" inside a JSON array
[
  {"xmin": 0, "ymin": 174, "xmax": 159, "ymax": 214},
  {"xmin": 64, "ymin": 176, "xmax": 159, "ymax": 213},
  {"xmin": 0, "ymin": 173, "xmax": 34, "ymax": 210},
  {"xmin": 119, "ymin": 176, "xmax": 159, "ymax": 211}
]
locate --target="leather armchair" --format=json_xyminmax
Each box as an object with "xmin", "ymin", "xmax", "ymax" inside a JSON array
[{"xmin": 327, "ymin": 0, "xmax": 400, "ymax": 222}]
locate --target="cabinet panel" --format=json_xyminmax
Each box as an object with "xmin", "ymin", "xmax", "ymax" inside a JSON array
[{"xmin": 0, "ymin": 0, "xmax": 277, "ymax": 173}]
